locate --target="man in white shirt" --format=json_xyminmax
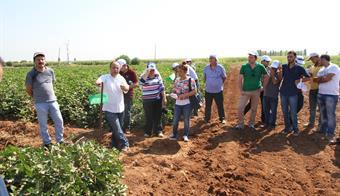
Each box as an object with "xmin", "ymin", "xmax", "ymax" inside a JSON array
[
  {"xmin": 96, "ymin": 61, "xmax": 130, "ymax": 151},
  {"xmin": 314, "ymin": 54, "xmax": 340, "ymax": 144}
]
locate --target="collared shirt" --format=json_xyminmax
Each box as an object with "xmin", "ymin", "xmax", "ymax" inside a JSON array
[
  {"xmin": 280, "ymin": 64, "xmax": 309, "ymax": 96},
  {"xmin": 96, "ymin": 74, "xmax": 128, "ymax": 113},
  {"xmin": 204, "ymin": 64, "xmax": 227, "ymax": 93},
  {"xmin": 120, "ymin": 68, "xmax": 138, "ymax": 98},
  {"xmin": 309, "ymin": 65, "xmax": 322, "ymax": 90},
  {"xmin": 240, "ymin": 62, "xmax": 268, "ymax": 91}
]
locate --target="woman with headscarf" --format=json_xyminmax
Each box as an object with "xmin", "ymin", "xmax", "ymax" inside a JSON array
[{"xmin": 139, "ymin": 62, "xmax": 166, "ymax": 137}]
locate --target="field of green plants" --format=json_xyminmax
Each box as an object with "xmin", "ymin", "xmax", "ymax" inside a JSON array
[
  {"xmin": 0, "ymin": 58, "xmax": 237, "ymax": 128},
  {"xmin": 1, "ymin": 56, "xmax": 340, "ymax": 129}
]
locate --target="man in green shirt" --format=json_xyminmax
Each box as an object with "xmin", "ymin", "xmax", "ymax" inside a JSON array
[{"xmin": 235, "ymin": 51, "xmax": 269, "ymax": 130}]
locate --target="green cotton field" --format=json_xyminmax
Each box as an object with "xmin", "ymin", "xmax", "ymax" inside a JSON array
[
  {"xmin": 1, "ymin": 56, "xmax": 339, "ymax": 129},
  {"xmin": 0, "ymin": 58, "xmax": 234, "ymax": 128}
]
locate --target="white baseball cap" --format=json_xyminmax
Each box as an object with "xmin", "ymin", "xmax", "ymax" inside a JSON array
[
  {"xmin": 307, "ymin": 52, "xmax": 319, "ymax": 60},
  {"xmin": 185, "ymin": 58, "xmax": 192, "ymax": 62},
  {"xmin": 172, "ymin": 63, "xmax": 180, "ymax": 69},
  {"xmin": 296, "ymin": 55, "xmax": 305, "ymax": 66},
  {"xmin": 248, "ymin": 51, "xmax": 259, "ymax": 57},
  {"xmin": 270, "ymin": 60, "xmax": 280, "ymax": 68},
  {"xmin": 33, "ymin": 52, "xmax": 45, "ymax": 59},
  {"xmin": 261, "ymin": 55, "xmax": 272, "ymax": 62},
  {"xmin": 116, "ymin": 59, "xmax": 127, "ymax": 66},
  {"xmin": 147, "ymin": 62, "xmax": 156, "ymax": 70}
]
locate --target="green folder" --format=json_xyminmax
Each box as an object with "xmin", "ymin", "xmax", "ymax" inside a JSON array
[
  {"xmin": 88, "ymin": 93, "xmax": 109, "ymax": 105},
  {"xmin": 167, "ymin": 73, "xmax": 176, "ymax": 82}
]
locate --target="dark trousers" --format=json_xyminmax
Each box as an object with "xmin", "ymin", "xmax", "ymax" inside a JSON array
[
  {"xmin": 143, "ymin": 99, "xmax": 162, "ymax": 135},
  {"xmin": 204, "ymin": 91, "xmax": 225, "ymax": 121},
  {"xmin": 244, "ymin": 91, "xmax": 265, "ymax": 123},
  {"xmin": 123, "ymin": 96, "xmax": 133, "ymax": 132},
  {"xmin": 289, "ymin": 91, "xmax": 304, "ymax": 125},
  {"xmin": 297, "ymin": 91, "xmax": 304, "ymax": 114},
  {"xmin": 192, "ymin": 79, "xmax": 200, "ymax": 116}
]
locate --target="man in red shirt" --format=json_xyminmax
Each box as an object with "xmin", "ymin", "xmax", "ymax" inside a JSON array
[{"xmin": 118, "ymin": 59, "xmax": 138, "ymax": 133}]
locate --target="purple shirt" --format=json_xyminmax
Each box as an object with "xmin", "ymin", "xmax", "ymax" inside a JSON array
[{"xmin": 204, "ymin": 64, "xmax": 227, "ymax": 93}]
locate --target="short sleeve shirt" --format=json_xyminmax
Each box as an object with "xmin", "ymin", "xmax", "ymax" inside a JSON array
[
  {"xmin": 25, "ymin": 67, "xmax": 57, "ymax": 103},
  {"xmin": 317, "ymin": 64, "xmax": 340, "ymax": 96},
  {"xmin": 96, "ymin": 74, "xmax": 128, "ymax": 113},
  {"xmin": 280, "ymin": 64, "xmax": 310, "ymax": 96},
  {"xmin": 240, "ymin": 62, "xmax": 268, "ymax": 91},
  {"xmin": 204, "ymin": 64, "xmax": 227, "ymax": 93}
]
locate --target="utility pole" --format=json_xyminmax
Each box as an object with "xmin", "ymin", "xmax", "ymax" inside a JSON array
[
  {"xmin": 58, "ymin": 47, "xmax": 61, "ymax": 65},
  {"xmin": 66, "ymin": 40, "xmax": 70, "ymax": 65}
]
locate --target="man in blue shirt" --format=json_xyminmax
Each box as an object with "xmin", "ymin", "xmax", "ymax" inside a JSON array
[
  {"xmin": 278, "ymin": 51, "xmax": 310, "ymax": 135},
  {"xmin": 204, "ymin": 55, "xmax": 227, "ymax": 124}
]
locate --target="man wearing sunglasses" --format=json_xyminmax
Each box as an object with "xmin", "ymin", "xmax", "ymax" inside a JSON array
[{"xmin": 236, "ymin": 51, "xmax": 269, "ymax": 130}]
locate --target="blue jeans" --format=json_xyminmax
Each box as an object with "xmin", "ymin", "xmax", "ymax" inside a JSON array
[
  {"xmin": 105, "ymin": 111, "xmax": 129, "ymax": 149},
  {"xmin": 309, "ymin": 89, "xmax": 320, "ymax": 126},
  {"xmin": 35, "ymin": 101, "xmax": 64, "ymax": 145},
  {"xmin": 263, "ymin": 96, "xmax": 278, "ymax": 127},
  {"xmin": 172, "ymin": 104, "xmax": 192, "ymax": 137},
  {"xmin": 318, "ymin": 94, "xmax": 338, "ymax": 137},
  {"xmin": 280, "ymin": 95, "xmax": 298, "ymax": 131}
]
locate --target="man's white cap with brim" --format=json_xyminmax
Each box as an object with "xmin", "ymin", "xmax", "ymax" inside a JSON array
[
  {"xmin": 261, "ymin": 55, "xmax": 272, "ymax": 62},
  {"xmin": 296, "ymin": 55, "xmax": 305, "ymax": 66},
  {"xmin": 172, "ymin": 63, "xmax": 180, "ymax": 69},
  {"xmin": 116, "ymin": 59, "xmax": 127, "ymax": 66},
  {"xmin": 270, "ymin": 60, "xmax": 280, "ymax": 68},
  {"xmin": 307, "ymin": 52, "xmax": 319, "ymax": 60},
  {"xmin": 248, "ymin": 51, "xmax": 259, "ymax": 57}
]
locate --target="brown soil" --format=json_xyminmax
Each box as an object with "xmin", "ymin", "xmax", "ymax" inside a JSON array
[{"xmin": 1, "ymin": 65, "xmax": 339, "ymax": 195}]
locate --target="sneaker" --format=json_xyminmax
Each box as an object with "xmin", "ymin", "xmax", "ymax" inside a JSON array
[
  {"xmin": 183, "ymin": 136, "xmax": 189, "ymax": 142},
  {"xmin": 157, "ymin": 132, "xmax": 164, "ymax": 138},
  {"xmin": 293, "ymin": 130, "xmax": 300, "ymax": 136},
  {"xmin": 327, "ymin": 136, "xmax": 336, "ymax": 144},
  {"xmin": 248, "ymin": 124, "xmax": 255, "ymax": 130},
  {"xmin": 282, "ymin": 129, "xmax": 291, "ymax": 134},
  {"xmin": 169, "ymin": 134, "xmax": 177, "ymax": 140},
  {"xmin": 234, "ymin": 124, "xmax": 244, "ymax": 130},
  {"xmin": 121, "ymin": 146, "xmax": 129, "ymax": 152},
  {"xmin": 43, "ymin": 143, "xmax": 52, "ymax": 150},
  {"xmin": 144, "ymin": 133, "xmax": 151, "ymax": 137},
  {"xmin": 220, "ymin": 120, "xmax": 226, "ymax": 124}
]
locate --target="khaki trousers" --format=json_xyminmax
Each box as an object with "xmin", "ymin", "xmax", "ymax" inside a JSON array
[{"xmin": 237, "ymin": 89, "xmax": 261, "ymax": 126}]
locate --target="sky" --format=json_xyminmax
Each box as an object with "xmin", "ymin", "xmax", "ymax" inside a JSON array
[{"xmin": 0, "ymin": 0, "xmax": 340, "ymax": 61}]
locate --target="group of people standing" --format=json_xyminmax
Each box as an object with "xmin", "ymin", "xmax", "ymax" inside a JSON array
[
  {"xmin": 1, "ymin": 49, "xmax": 338, "ymax": 153},
  {"xmin": 236, "ymin": 51, "xmax": 339, "ymax": 144}
]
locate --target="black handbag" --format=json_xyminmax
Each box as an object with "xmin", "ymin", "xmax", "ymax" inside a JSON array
[{"xmin": 188, "ymin": 78, "xmax": 201, "ymax": 109}]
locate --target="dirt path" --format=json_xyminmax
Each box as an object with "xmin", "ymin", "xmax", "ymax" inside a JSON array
[
  {"xmin": 0, "ymin": 65, "xmax": 339, "ymax": 195},
  {"xmin": 119, "ymin": 65, "xmax": 339, "ymax": 195}
]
